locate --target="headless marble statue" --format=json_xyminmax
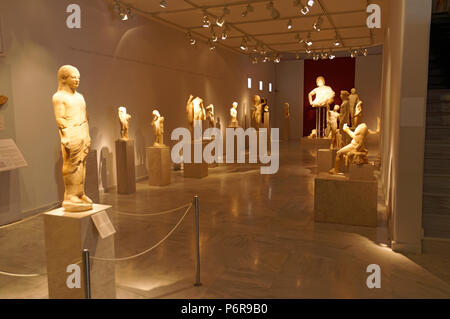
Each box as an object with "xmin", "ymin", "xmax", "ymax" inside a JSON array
[
  {"xmin": 151, "ymin": 110, "xmax": 165, "ymax": 147},
  {"xmin": 229, "ymin": 102, "xmax": 239, "ymax": 127},
  {"xmin": 118, "ymin": 106, "xmax": 131, "ymax": 140},
  {"xmin": 186, "ymin": 95, "xmax": 206, "ymax": 139},
  {"xmin": 329, "ymin": 123, "xmax": 369, "ymax": 175},
  {"xmin": 252, "ymin": 95, "xmax": 263, "ymax": 129},
  {"xmin": 308, "ymin": 76, "xmax": 335, "ymax": 137},
  {"xmin": 53, "ymin": 65, "xmax": 92, "ymax": 212}
]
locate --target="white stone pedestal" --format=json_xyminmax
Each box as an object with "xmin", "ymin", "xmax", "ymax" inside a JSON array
[
  {"xmin": 317, "ymin": 149, "xmax": 335, "ymax": 172},
  {"xmin": 184, "ymin": 141, "xmax": 208, "ymax": 178},
  {"xmin": 146, "ymin": 146, "xmax": 171, "ymax": 186},
  {"xmin": 349, "ymin": 163, "xmax": 375, "ymax": 181},
  {"xmin": 314, "ymin": 173, "xmax": 377, "ymax": 227},
  {"xmin": 44, "ymin": 204, "xmax": 116, "ymax": 299},
  {"xmin": 115, "ymin": 139, "xmax": 136, "ymax": 194}
]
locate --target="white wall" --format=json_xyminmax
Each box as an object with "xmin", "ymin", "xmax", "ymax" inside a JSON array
[{"xmin": 0, "ymin": 0, "xmax": 275, "ymax": 224}]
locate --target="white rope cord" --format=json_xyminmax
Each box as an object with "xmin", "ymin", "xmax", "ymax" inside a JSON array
[
  {"xmin": 90, "ymin": 202, "xmax": 193, "ymax": 262},
  {"xmin": 0, "ymin": 271, "xmax": 43, "ymax": 278},
  {"xmin": 113, "ymin": 202, "xmax": 191, "ymax": 217},
  {"xmin": 0, "ymin": 204, "xmax": 60, "ymax": 230}
]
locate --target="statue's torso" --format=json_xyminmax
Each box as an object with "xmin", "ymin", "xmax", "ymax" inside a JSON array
[{"xmin": 59, "ymin": 92, "xmax": 87, "ymax": 127}]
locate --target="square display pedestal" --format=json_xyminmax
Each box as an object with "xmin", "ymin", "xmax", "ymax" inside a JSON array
[
  {"xmin": 317, "ymin": 149, "xmax": 336, "ymax": 173},
  {"xmin": 146, "ymin": 146, "xmax": 171, "ymax": 186},
  {"xmin": 184, "ymin": 140, "xmax": 208, "ymax": 178},
  {"xmin": 349, "ymin": 163, "xmax": 375, "ymax": 181},
  {"xmin": 115, "ymin": 139, "xmax": 136, "ymax": 194},
  {"xmin": 44, "ymin": 204, "xmax": 116, "ymax": 299},
  {"xmin": 314, "ymin": 173, "xmax": 377, "ymax": 227}
]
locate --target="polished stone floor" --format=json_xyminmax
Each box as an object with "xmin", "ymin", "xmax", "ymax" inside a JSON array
[{"xmin": 1, "ymin": 140, "xmax": 450, "ymax": 298}]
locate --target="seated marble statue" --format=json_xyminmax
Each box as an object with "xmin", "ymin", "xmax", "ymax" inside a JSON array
[
  {"xmin": 229, "ymin": 102, "xmax": 239, "ymax": 127},
  {"xmin": 118, "ymin": 106, "xmax": 131, "ymax": 140},
  {"xmin": 327, "ymin": 105, "xmax": 341, "ymax": 150},
  {"xmin": 206, "ymin": 104, "xmax": 215, "ymax": 128},
  {"xmin": 186, "ymin": 94, "xmax": 206, "ymax": 138},
  {"xmin": 252, "ymin": 95, "xmax": 263, "ymax": 129},
  {"xmin": 52, "ymin": 65, "xmax": 92, "ymax": 212},
  {"xmin": 349, "ymin": 88, "xmax": 360, "ymax": 127},
  {"xmin": 329, "ymin": 123, "xmax": 369, "ymax": 175},
  {"xmin": 308, "ymin": 76, "xmax": 335, "ymax": 108},
  {"xmin": 151, "ymin": 110, "xmax": 165, "ymax": 147}
]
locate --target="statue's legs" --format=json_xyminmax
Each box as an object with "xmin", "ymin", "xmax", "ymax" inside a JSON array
[{"xmin": 329, "ymin": 144, "xmax": 353, "ymax": 174}]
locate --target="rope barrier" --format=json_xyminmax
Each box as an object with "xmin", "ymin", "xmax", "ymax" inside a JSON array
[
  {"xmin": 90, "ymin": 202, "xmax": 193, "ymax": 262},
  {"xmin": 113, "ymin": 202, "xmax": 191, "ymax": 217},
  {"xmin": 0, "ymin": 270, "xmax": 44, "ymax": 278},
  {"xmin": 0, "ymin": 204, "xmax": 60, "ymax": 230}
]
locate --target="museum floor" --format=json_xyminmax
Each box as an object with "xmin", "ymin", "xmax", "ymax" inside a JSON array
[{"xmin": 1, "ymin": 140, "xmax": 450, "ymax": 299}]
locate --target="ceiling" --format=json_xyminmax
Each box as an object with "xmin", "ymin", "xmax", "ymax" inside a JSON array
[{"xmin": 114, "ymin": 0, "xmax": 386, "ymax": 59}]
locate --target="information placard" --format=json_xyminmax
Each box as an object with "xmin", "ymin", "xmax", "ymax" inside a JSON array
[
  {"xmin": 91, "ymin": 210, "xmax": 116, "ymax": 239},
  {"xmin": 0, "ymin": 138, "xmax": 27, "ymax": 172}
]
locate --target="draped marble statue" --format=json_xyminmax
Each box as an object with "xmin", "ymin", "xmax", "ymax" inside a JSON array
[
  {"xmin": 348, "ymin": 88, "xmax": 360, "ymax": 127},
  {"xmin": 327, "ymin": 105, "xmax": 341, "ymax": 150},
  {"xmin": 252, "ymin": 95, "xmax": 263, "ymax": 129},
  {"xmin": 118, "ymin": 106, "xmax": 131, "ymax": 140},
  {"xmin": 229, "ymin": 102, "xmax": 239, "ymax": 128},
  {"xmin": 151, "ymin": 110, "xmax": 165, "ymax": 147},
  {"xmin": 52, "ymin": 65, "xmax": 92, "ymax": 212},
  {"xmin": 186, "ymin": 94, "xmax": 206, "ymax": 139}
]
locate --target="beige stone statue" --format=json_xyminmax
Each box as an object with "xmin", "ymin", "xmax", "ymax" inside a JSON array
[
  {"xmin": 52, "ymin": 65, "xmax": 92, "ymax": 212},
  {"xmin": 327, "ymin": 105, "xmax": 341, "ymax": 150},
  {"xmin": 329, "ymin": 123, "xmax": 369, "ymax": 175},
  {"xmin": 151, "ymin": 110, "xmax": 165, "ymax": 147},
  {"xmin": 308, "ymin": 129, "xmax": 317, "ymax": 139},
  {"xmin": 353, "ymin": 101, "xmax": 363, "ymax": 128},
  {"xmin": 308, "ymin": 76, "xmax": 335, "ymax": 108},
  {"xmin": 118, "ymin": 106, "xmax": 131, "ymax": 140},
  {"xmin": 186, "ymin": 94, "xmax": 206, "ymax": 138},
  {"xmin": 339, "ymin": 90, "xmax": 351, "ymax": 145},
  {"xmin": 348, "ymin": 88, "xmax": 360, "ymax": 127},
  {"xmin": 206, "ymin": 104, "xmax": 215, "ymax": 128},
  {"xmin": 252, "ymin": 95, "xmax": 263, "ymax": 129},
  {"xmin": 229, "ymin": 102, "xmax": 239, "ymax": 127}
]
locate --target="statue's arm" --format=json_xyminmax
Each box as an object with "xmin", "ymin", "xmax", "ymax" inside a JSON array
[
  {"xmin": 344, "ymin": 124, "xmax": 356, "ymax": 139},
  {"xmin": 308, "ymin": 89, "xmax": 315, "ymax": 105},
  {"xmin": 52, "ymin": 94, "xmax": 69, "ymax": 129}
]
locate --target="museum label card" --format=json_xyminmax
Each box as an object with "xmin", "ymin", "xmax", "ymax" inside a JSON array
[
  {"xmin": 0, "ymin": 138, "xmax": 27, "ymax": 172},
  {"xmin": 91, "ymin": 210, "xmax": 116, "ymax": 239}
]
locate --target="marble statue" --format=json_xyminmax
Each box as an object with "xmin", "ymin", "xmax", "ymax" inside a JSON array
[
  {"xmin": 308, "ymin": 76, "xmax": 335, "ymax": 108},
  {"xmin": 329, "ymin": 123, "xmax": 369, "ymax": 175},
  {"xmin": 151, "ymin": 110, "xmax": 165, "ymax": 147},
  {"xmin": 52, "ymin": 65, "xmax": 92, "ymax": 212},
  {"xmin": 327, "ymin": 105, "xmax": 341, "ymax": 150},
  {"xmin": 229, "ymin": 102, "xmax": 239, "ymax": 127},
  {"xmin": 206, "ymin": 104, "xmax": 215, "ymax": 128},
  {"xmin": 284, "ymin": 102, "xmax": 290, "ymax": 118},
  {"xmin": 308, "ymin": 129, "xmax": 317, "ymax": 139},
  {"xmin": 353, "ymin": 101, "xmax": 363, "ymax": 128},
  {"xmin": 348, "ymin": 88, "xmax": 360, "ymax": 127},
  {"xmin": 118, "ymin": 106, "xmax": 131, "ymax": 140},
  {"xmin": 186, "ymin": 94, "xmax": 206, "ymax": 138},
  {"xmin": 252, "ymin": 95, "xmax": 263, "ymax": 129},
  {"xmin": 339, "ymin": 90, "xmax": 351, "ymax": 145}
]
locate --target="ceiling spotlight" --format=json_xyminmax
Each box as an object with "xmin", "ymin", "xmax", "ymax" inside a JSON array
[
  {"xmin": 306, "ymin": 47, "xmax": 312, "ymax": 54},
  {"xmin": 287, "ymin": 19, "xmax": 293, "ymax": 30},
  {"xmin": 242, "ymin": 3, "xmax": 254, "ymax": 17},
  {"xmin": 329, "ymin": 52, "xmax": 336, "ymax": 60},
  {"xmin": 211, "ymin": 33, "xmax": 218, "ymax": 42},
  {"xmin": 209, "ymin": 40, "xmax": 216, "ymax": 52},
  {"xmin": 240, "ymin": 38, "xmax": 248, "ymax": 51},
  {"xmin": 301, "ymin": 4, "xmax": 310, "ymax": 15},
  {"xmin": 334, "ymin": 39, "xmax": 341, "ymax": 46},
  {"xmin": 120, "ymin": 7, "xmax": 131, "ymax": 21},
  {"xmin": 313, "ymin": 16, "xmax": 323, "ymax": 31},
  {"xmin": 273, "ymin": 53, "xmax": 281, "ymax": 63},
  {"xmin": 307, "ymin": 0, "xmax": 315, "ymax": 7},
  {"xmin": 202, "ymin": 11, "xmax": 211, "ymax": 28},
  {"xmin": 186, "ymin": 31, "xmax": 196, "ymax": 45},
  {"xmin": 221, "ymin": 31, "xmax": 228, "ymax": 40},
  {"xmin": 216, "ymin": 7, "xmax": 230, "ymax": 27},
  {"xmin": 362, "ymin": 48, "xmax": 368, "ymax": 56},
  {"xmin": 160, "ymin": 0, "xmax": 167, "ymax": 8},
  {"xmin": 306, "ymin": 33, "xmax": 312, "ymax": 46},
  {"xmin": 267, "ymin": 1, "xmax": 280, "ymax": 19},
  {"xmin": 350, "ymin": 49, "xmax": 359, "ymax": 58},
  {"xmin": 251, "ymin": 56, "xmax": 259, "ymax": 64},
  {"xmin": 313, "ymin": 53, "xmax": 319, "ymax": 61}
]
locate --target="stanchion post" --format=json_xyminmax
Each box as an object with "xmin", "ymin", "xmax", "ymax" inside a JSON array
[
  {"xmin": 194, "ymin": 195, "xmax": 202, "ymax": 287},
  {"xmin": 82, "ymin": 249, "xmax": 91, "ymax": 299}
]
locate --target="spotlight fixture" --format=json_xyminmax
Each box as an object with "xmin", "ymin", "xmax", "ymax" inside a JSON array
[
  {"xmin": 208, "ymin": 40, "xmax": 216, "ymax": 52},
  {"xmin": 120, "ymin": 7, "xmax": 131, "ymax": 21},
  {"xmin": 211, "ymin": 32, "xmax": 218, "ymax": 42},
  {"xmin": 329, "ymin": 52, "xmax": 336, "ymax": 60},
  {"xmin": 313, "ymin": 16, "xmax": 323, "ymax": 32},
  {"xmin": 307, "ymin": 0, "xmax": 315, "ymax": 7},
  {"xmin": 306, "ymin": 47, "xmax": 312, "ymax": 54},
  {"xmin": 350, "ymin": 49, "xmax": 359, "ymax": 58},
  {"xmin": 321, "ymin": 51, "xmax": 329, "ymax": 59},
  {"xmin": 334, "ymin": 39, "xmax": 341, "ymax": 47},
  {"xmin": 240, "ymin": 37, "xmax": 248, "ymax": 51},
  {"xmin": 361, "ymin": 48, "xmax": 368, "ymax": 56},
  {"xmin": 202, "ymin": 11, "xmax": 211, "ymax": 28},
  {"xmin": 160, "ymin": 0, "xmax": 167, "ymax": 8},
  {"xmin": 267, "ymin": 1, "xmax": 280, "ymax": 20},
  {"xmin": 273, "ymin": 53, "xmax": 281, "ymax": 63},
  {"xmin": 221, "ymin": 30, "xmax": 228, "ymax": 40},
  {"xmin": 216, "ymin": 7, "xmax": 230, "ymax": 27},
  {"xmin": 313, "ymin": 53, "xmax": 319, "ymax": 61},
  {"xmin": 300, "ymin": 3, "xmax": 310, "ymax": 15},
  {"xmin": 305, "ymin": 33, "xmax": 313, "ymax": 46},
  {"xmin": 287, "ymin": 19, "xmax": 293, "ymax": 30},
  {"xmin": 242, "ymin": 3, "xmax": 254, "ymax": 17},
  {"xmin": 251, "ymin": 56, "xmax": 259, "ymax": 64},
  {"xmin": 186, "ymin": 31, "xmax": 196, "ymax": 45}
]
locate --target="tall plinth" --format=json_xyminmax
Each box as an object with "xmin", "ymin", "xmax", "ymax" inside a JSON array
[
  {"xmin": 146, "ymin": 146, "xmax": 171, "ymax": 186},
  {"xmin": 184, "ymin": 140, "xmax": 208, "ymax": 178},
  {"xmin": 115, "ymin": 139, "xmax": 136, "ymax": 194},
  {"xmin": 44, "ymin": 204, "xmax": 116, "ymax": 299}
]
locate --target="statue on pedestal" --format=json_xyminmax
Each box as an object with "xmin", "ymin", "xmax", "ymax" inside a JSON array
[
  {"xmin": 186, "ymin": 94, "xmax": 206, "ymax": 138},
  {"xmin": 118, "ymin": 106, "xmax": 131, "ymax": 140},
  {"xmin": 206, "ymin": 104, "xmax": 215, "ymax": 128},
  {"xmin": 52, "ymin": 65, "xmax": 92, "ymax": 212},
  {"xmin": 308, "ymin": 76, "xmax": 335, "ymax": 138},
  {"xmin": 348, "ymin": 88, "xmax": 360, "ymax": 127},
  {"xmin": 229, "ymin": 102, "xmax": 239, "ymax": 128},
  {"xmin": 339, "ymin": 90, "xmax": 351, "ymax": 145},
  {"xmin": 329, "ymin": 123, "xmax": 369, "ymax": 175},
  {"xmin": 151, "ymin": 110, "xmax": 165, "ymax": 147},
  {"xmin": 252, "ymin": 95, "xmax": 263, "ymax": 129},
  {"xmin": 327, "ymin": 105, "xmax": 341, "ymax": 150}
]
